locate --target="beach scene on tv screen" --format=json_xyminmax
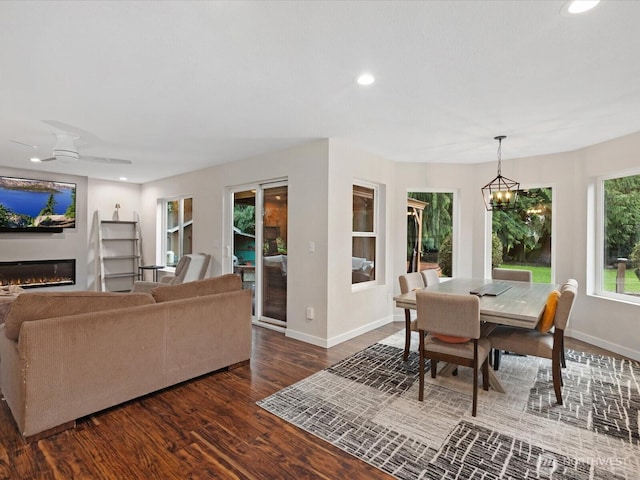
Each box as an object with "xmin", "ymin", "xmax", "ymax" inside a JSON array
[{"xmin": 0, "ymin": 176, "xmax": 76, "ymax": 229}]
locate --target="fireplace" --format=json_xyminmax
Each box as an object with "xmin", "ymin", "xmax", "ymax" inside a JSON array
[{"xmin": 0, "ymin": 259, "xmax": 76, "ymax": 289}]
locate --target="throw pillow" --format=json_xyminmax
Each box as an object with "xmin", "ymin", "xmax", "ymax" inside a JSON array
[{"xmin": 537, "ymin": 289, "xmax": 561, "ymax": 333}]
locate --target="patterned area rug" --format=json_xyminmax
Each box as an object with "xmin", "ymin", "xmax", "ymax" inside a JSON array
[{"xmin": 257, "ymin": 332, "xmax": 640, "ymax": 479}]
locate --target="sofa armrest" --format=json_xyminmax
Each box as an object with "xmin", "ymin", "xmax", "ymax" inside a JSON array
[{"xmin": 16, "ymin": 305, "xmax": 167, "ymax": 437}]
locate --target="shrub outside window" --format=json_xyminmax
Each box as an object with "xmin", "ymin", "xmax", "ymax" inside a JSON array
[{"xmin": 600, "ymin": 173, "xmax": 640, "ymax": 300}]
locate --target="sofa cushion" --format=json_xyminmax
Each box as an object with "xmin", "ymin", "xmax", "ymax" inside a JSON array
[
  {"xmin": 151, "ymin": 274, "xmax": 242, "ymax": 302},
  {"xmin": 4, "ymin": 291, "xmax": 155, "ymax": 341}
]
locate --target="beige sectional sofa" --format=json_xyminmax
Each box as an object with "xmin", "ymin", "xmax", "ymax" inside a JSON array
[{"xmin": 0, "ymin": 274, "xmax": 252, "ymax": 441}]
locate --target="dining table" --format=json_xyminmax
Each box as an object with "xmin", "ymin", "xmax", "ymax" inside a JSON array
[{"xmin": 393, "ymin": 277, "xmax": 558, "ymax": 393}]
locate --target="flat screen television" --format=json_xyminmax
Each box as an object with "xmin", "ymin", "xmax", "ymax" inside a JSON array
[{"xmin": 0, "ymin": 175, "xmax": 76, "ymax": 232}]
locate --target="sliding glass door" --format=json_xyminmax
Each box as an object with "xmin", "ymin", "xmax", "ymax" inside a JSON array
[
  {"xmin": 261, "ymin": 184, "xmax": 288, "ymax": 324},
  {"xmin": 231, "ymin": 181, "xmax": 288, "ymax": 328}
]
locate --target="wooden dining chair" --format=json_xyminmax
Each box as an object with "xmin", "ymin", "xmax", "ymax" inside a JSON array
[
  {"xmin": 491, "ymin": 267, "xmax": 532, "ymax": 370},
  {"xmin": 492, "ymin": 267, "xmax": 532, "ymax": 282},
  {"xmin": 398, "ymin": 272, "xmax": 425, "ymax": 361},
  {"xmin": 420, "ymin": 268, "xmax": 440, "ymax": 287},
  {"xmin": 488, "ymin": 279, "xmax": 578, "ymax": 405},
  {"xmin": 416, "ymin": 290, "xmax": 491, "ymax": 417}
]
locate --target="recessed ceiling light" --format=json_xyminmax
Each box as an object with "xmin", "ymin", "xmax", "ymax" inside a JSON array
[
  {"xmin": 561, "ymin": 0, "xmax": 600, "ymax": 16},
  {"xmin": 356, "ymin": 72, "xmax": 375, "ymax": 86},
  {"xmin": 30, "ymin": 157, "xmax": 41, "ymax": 163},
  {"xmin": 119, "ymin": 177, "xmax": 128, "ymax": 181}
]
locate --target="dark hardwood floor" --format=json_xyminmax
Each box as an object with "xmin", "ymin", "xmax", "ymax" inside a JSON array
[{"xmin": 0, "ymin": 323, "xmax": 629, "ymax": 480}]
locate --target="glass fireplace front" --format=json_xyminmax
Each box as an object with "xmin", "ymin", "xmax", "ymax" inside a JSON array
[{"xmin": 0, "ymin": 259, "xmax": 76, "ymax": 289}]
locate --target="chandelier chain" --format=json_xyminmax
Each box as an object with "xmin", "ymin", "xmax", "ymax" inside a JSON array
[{"xmin": 496, "ymin": 137, "xmax": 502, "ymax": 176}]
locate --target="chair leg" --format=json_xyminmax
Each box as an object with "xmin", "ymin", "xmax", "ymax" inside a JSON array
[
  {"xmin": 482, "ymin": 358, "xmax": 489, "ymax": 391},
  {"xmin": 430, "ymin": 359, "xmax": 437, "ymax": 379},
  {"xmin": 493, "ymin": 349, "xmax": 501, "ymax": 371},
  {"xmin": 403, "ymin": 309, "xmax": 411, "ymax": 361},
  {"xmin": 472, "ymin": 363, "xmax": 478, "ymax": 417},
  {"xmin": 552, "ymin": 349, "xmax": 563, "ymax": 405},
  {"xmin": 472, "ymin": 341, "xmax": 478, "ymax": 417},
  {"xmin": 560, "ymin": 337, "xmax": 567, "ymax": 368},
  {"xmin": 418, "ymin": 331, "xmax": 425, "ymax": 401}
]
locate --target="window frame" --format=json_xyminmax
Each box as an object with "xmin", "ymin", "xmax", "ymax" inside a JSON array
[
  {"xmin": 594, "ymin": 168, "xmax": 640, "ymax": 305},
  {"xmin": 406, "ymin": 189, "xmax": 456, "ymax": 279},
  {"xmin": 352, "ymin": 180, "xmax": 379, "ymax": 288},
  {"xmin": 160, "ymin": 195, "xmax": 193, "ymax": 269}
]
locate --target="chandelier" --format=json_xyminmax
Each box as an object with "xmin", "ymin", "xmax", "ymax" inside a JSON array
[{"xmin": 481, "ymin": 135, "xmax": 520, "ymax": 211}]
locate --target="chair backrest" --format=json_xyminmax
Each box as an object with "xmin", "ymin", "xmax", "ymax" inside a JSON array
[
  {"xmin": 416, "ymin": 291, "xmax": 481, "ymax": 339},
  {"xmin": 492, "ymin": 268, "xmax": 532, "ymax": 282},
  {"xmin": 554, "ymin": 279, "xmax": 578, "ymax": 330},
  {"xmin": 398, "ymin": 272, "xmax": 425, "ymax": 294},
  {"xmin": 171, "ymin": 253, "xmax": 212, "ymax": 285},
  {"xmin": 420, "ymin": 269, "xmax": 440, "ymax": 287}
]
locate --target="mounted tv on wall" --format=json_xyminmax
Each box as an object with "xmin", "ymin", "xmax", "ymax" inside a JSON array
[{"xmin": 0, "ymin": 176, "xmax": 76, "ymax": 232}]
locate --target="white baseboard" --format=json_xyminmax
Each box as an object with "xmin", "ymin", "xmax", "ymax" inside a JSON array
[
  {"xmin": 566, "ymin": 328, "xmax": 640, "ymax": 361},
  {"xmin": 286, "ymin": 315, "xmax": 395, "ymax": 349}
]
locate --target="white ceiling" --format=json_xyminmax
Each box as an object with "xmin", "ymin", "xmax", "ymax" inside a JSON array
[{"xmin": 1, "ymin": 0, "xmax": 639, "ymax": 183}]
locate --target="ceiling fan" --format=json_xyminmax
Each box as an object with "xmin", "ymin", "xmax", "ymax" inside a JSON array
[{"xmin": 9, "ymin": 120, "xmax": 133, "ymax": 165}]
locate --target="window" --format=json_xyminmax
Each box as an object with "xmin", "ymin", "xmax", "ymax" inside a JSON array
[
  {"xmin": 492, "ymin": 187, "xmax": 553, "ymax": 283},
  {"xmin": 407, "ymin": 192, "xmax": 453, "ymax": 278},
  {"xmin": 352, "ymin": 183, "xmax": 377, "ymax": 285},
  {"xmin": 163, "ymin": 196, "xmax": 193, "ymax": 267},
  {"xmin": 598, "ymin": 172, "xmax": 640, "ymax": 301}
]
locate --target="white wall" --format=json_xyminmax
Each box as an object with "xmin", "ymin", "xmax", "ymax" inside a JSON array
[
  {"xmin": 139, "ymin": 140, "xmax": 332, "ymax": 346},
  {"xmin": 574, "ymin": 132, "xmax": 640, "ymax": 359},
  {"xmin": 0, "ymin": 166, "xmax": 89, "ymax": 290},
  {"xmin": 471, "ymin": 134, "xmax": 640, "ymax": 360},
  {"xmin": 86, "ymin": 178, "xmax": 142, "ymax": 290},
  {"xmin": 393, "ymin": 162, "xmax": 478, "ymax": 286},
  {"xmin": 325, "ymin": 140, "xmax": 397, "ymax": 345},
  {"xmin": 4, "ymin": 131, "xmax": 639, "ymax": 358},
  {"xmin": 391, "ymin": 133, "xmax": 640, "ymax": 360}
]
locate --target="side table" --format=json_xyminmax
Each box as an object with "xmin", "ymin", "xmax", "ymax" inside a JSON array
[{"xmin": 138, "ymin": 265, "xmax": 165, "ymax": 282}]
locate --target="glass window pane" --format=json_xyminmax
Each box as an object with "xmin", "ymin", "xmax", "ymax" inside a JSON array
[
  {"xmin": 164, "ymin": 196, "xmax": 194, "ymax": 267},
  {"xmin": 407, "ymin": 192, "xmax": 453, "ymax": 277},
  {"xmin": 262, "ymin": 185, "xmax": 288, "ymax": 322},
  {"xmin": 183, "ymin": 223, "xmax": 192, "ymax": 256},
  {"xmin": 166, "ymin": 231, "xmax": 178, "ymax": 266},
  {"xmin": 353, "ymin": 186, "xmax": 375, "ymax": 232},
  {"xmin": 602, "ymin": 174, "xmax": 640, "ymax": 295},
  {"xmin": 352, "ymin": 237, "xmax": 375, "ymax": 284},
  {"xmin": 233, "ymin": 190, "xmax": 256, "ymax": 315},
  {"xmin": 184, "ymin": 197, "xmax": 193, "ymax": 223},
  {"xmin": 167, "ymin": 200, "xmax": 179, "ymax": 229},
  {"xmin": 492, "ymin": 187, "xmax": 552, "ymax": 283}
]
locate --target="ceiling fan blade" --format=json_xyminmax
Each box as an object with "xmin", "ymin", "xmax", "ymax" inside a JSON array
[
  {"xmin": 42, "ymin": 120, "xmax": 101, "ymax": 145},
  {"xmin": 81, "ymin": 155, "xmax": 132, "ymax": 165},
  {"xmin": 40, "ymin": 157, "xmax": 57, "ymax": 162},
  {"xmin": 9, "ymin": 139, "xmax": 38, "ymax": 149}
]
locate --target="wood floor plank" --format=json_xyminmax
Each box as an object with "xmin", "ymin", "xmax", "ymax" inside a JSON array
[{"xmin": 0, "ymin": 321, "xmax": 625, "ymax": 479}]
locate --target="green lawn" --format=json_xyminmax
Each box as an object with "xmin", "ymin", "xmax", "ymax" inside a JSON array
[
  {"xmin": 497, "ymin": 264, "xmax": 551, "ymax": 283},
  {"xmin": 498, "ymin": 263, "xmax": 640, "ymax": 293},
  {"xmin": 603, "ymin": 268, "xmax": 640, "ymax": 293}
]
